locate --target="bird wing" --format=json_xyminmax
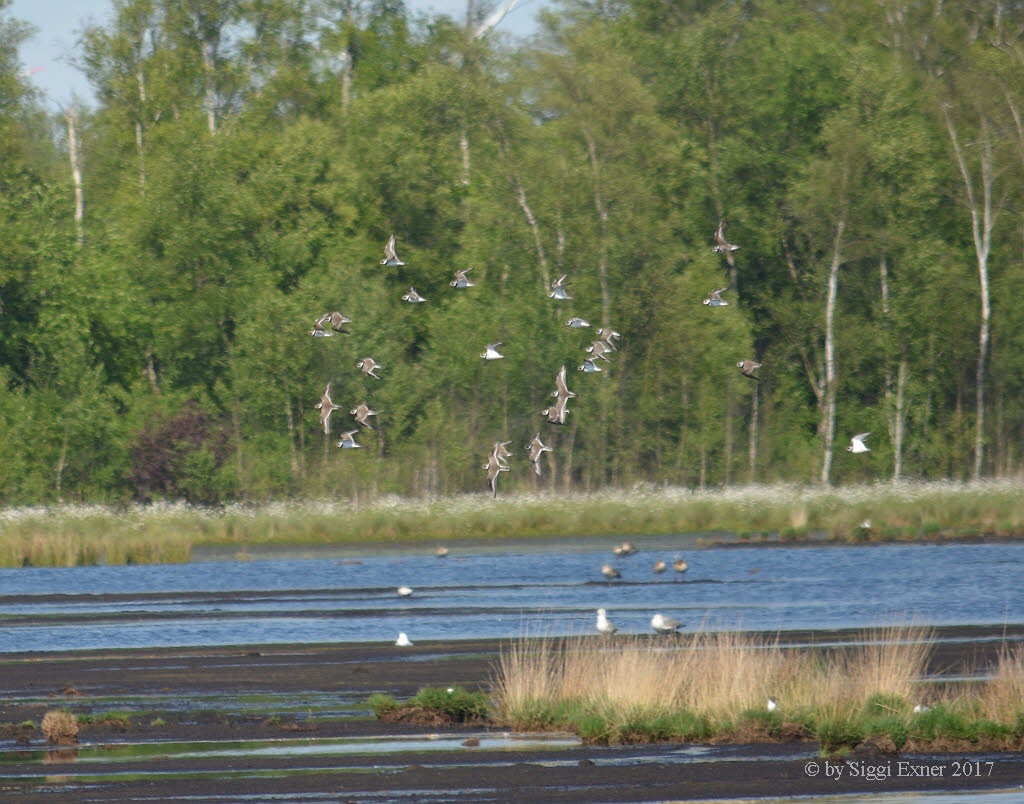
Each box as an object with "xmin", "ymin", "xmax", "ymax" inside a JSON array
[
  {"xmin": 384, "ymin": 234, "xmax": 397, "ymax": 259},
  {"xmin": 853, "ymin": 432, "xmax": 871, "ymax": 442}
]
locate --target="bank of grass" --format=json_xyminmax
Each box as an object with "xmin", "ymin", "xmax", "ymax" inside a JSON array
[
  {"xmin": 2, "ymin": 480, "xmax": 1024, "ymax": 566},
  {"xmin": 492, "ymin": 627, "xmax": 1024, "ymax": 753}
]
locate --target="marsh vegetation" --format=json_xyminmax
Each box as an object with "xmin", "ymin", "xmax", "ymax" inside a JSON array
[
  {"xmin": 482, "ymin": 627, "xmax": 1024, "ymax": 752},
  {"xmin": 2, "ymin": 481, "xmax": 1022, "ymax": 567}
]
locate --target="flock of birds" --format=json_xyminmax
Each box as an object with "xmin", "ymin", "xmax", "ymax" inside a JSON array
[
  {"xmin": 310, "ymin": 224, "xmax": 874, "ymax": 493},
  {"xmin": 392, "ymin": 539, "xmax": 692, "ymax": 646},
  {"xmin": 310, "ymin": 223, "xmax": 874, "ymax": 492}
]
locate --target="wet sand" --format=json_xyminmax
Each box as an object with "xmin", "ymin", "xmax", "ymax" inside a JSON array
[{"xmin": 2, "ymin": 625, "xmax": 1023, "ymax": 802}]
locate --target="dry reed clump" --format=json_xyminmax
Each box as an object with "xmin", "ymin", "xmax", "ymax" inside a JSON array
[
  {"xmin": 495, "ymin": 626, "xmax": 949, "ymax": 746},
  {"xmin": 40, "ymin": 710, "xmax": 78, "ymax": 745},
  {"xmin": 979, "ymin": 644, "xmax": 1024, "ymax": 722}
]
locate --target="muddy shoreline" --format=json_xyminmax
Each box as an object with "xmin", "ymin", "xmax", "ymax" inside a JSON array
[{"xmin": 2, "ymin": 625, "xmax": 1023, "ymax": 802}]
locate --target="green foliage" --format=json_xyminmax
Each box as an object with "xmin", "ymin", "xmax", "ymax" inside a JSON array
[
  {"xmin": 366, "ymin": 693, "xmax": 398, "ymax": 718},
  {"xmin": 410, "ymin": 686, "xmax": 490, "ymax": 721},
  {"xmin": 0, "ymin": 0, "xmax": 1022, "ymax": 506}
]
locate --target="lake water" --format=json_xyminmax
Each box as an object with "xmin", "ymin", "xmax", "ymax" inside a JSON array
[{"xmin": 0, "ymin": 540, "xmax": 1021, "ymax": 652}]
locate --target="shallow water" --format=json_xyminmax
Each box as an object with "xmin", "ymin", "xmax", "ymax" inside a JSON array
[{"xmin": 0, "ymin": 541, "xmax": 1021, "ymax": 652}]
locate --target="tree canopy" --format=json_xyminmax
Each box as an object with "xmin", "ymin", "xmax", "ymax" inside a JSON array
[{"xmin": 1, "ymin": 0, "xmax": 1022, "ymax": 504}]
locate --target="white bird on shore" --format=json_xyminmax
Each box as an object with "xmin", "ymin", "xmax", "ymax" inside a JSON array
[
  {"xmin": 767, "ymin": 697, "xmax": 778, "ymax": 712},
  {"xmin": 397, "ymin": 586, "xmax": 413, "ymax": 597},
  {"xmin": 395, "ymin": 632, "xmax": 413, "ymax": 646},
  {"xmin": 913, "ymin": 703, "xmax": 930, "ymax": 713},
  {"xmin": 651, "ymin": 613, "xmax": 681, "ymax": 634},
  {"xmin": 596, "ymin": 608, "xmax": 617, "ymax": 636}
]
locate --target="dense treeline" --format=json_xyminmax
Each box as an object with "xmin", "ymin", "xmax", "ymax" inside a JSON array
[{"xmin": 0, "ymin": 0, "xmax": 1022, "ymax": 504}]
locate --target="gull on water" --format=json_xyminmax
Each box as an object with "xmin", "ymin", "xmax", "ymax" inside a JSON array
[
  {"xmin": 436, "ymin": 546, "xmax": 449, "ymax": 558},
  {"xmin": 653, "ymin": 560, "xmax": 667, "ymax": 574},
  {"xmin": 596, "ymin": 608, "xmax": 617, "ymax": 636},
  {"xmin": 651, "ymin": 613, "xmax": 681, "ymax": 634},
  {"xmin": 673, "ymin": 557, "xmax": 688, "ymax": 575},
  {"xmin": 395, "ymin": 632, "xmax": 413, "ymax": 646},
  {"xmin": 397, "ymin": 586, "xmax": 413, "ymax": 597}
]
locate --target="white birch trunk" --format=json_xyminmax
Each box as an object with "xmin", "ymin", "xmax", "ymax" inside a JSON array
[
  {"xmin": 65, "ymin": 106, "xmax": 85, "ymax": 247},
  {"xmin": 820, "ymin": 216, "xmax": 845, "ymax": 485},
  {"xmin": 942, "ymin": 105, "xmax": 996, "ymax": 480}
]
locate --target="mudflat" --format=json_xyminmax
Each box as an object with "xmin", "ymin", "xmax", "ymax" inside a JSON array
[{"xmin": 1, "ymin": 624, "xmax": 1022, "ymax": 803}]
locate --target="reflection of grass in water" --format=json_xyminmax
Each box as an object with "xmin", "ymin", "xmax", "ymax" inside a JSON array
[
  {"xmin": 493, "ymin": 626, "xmax": 1024, "ymax": 753},
  {"xmin": 2, "ymin": 480, "xmax": 1024, "ymax": 566}
]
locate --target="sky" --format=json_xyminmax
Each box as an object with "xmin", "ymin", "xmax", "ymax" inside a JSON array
[{"xmin": 9, "ymin": 0, "xmax": 542, "ymax": 108}]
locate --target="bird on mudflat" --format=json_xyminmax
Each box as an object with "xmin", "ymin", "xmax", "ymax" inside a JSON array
[
  {"xmin": 847, "ymin": 433, "xmax": 871, "ymax": 453},
  {"xmin": 314, "ymin": 384, "xmax": 343, "ymax": 434},
  {"xmin": 651, "ymin": 613, "xmax": 681, "ymax": 634},
  {"xmin": 337, "ymin": 429, "xmax": 362, "ymax": 449},
  {"xmin": 310, "ymin": 311, "xmax": 352, "ymax": 337},
  {"xmin": 767, "ymin": 697, "xmax": 778, "ymax": 712},
  {"xmin": 738, "ymin": 360, "xmax": 762, "ymax": 381},
  {"xmin": 402, "ymin": 287, "xmax": 425, "ymax": 303},
  {"xmin": 703, "ymin": 287, "xmax": 729, "ymax": 307},
  {"xmin": 351, "ymin": 402, "xmax": 377, "ymax": 429},
  {"xmin": 548, "ymin": 274, "xmax": 572, "ymax": 300},
  {"xmin": 579, "ymin": 359, "xmax": 602, "ymax": 373},
  {"xmin": 481, "ymin": 342, "xmax": 504, "ymax": 360},
  {"xmin": 525, "ymin": 432, "xmax": 552, "ymax": 477},
  {"xmin": 381, "ymin": 234, "xmax": 404, "ymax": 266},
  {"xmin": 357, "ymin": 357, "xmax": 383, "ymax": 379},
  {"xmin": 601, "ymin": 564, "xmax": 621, "ymax": 581},
  {"xmin": 712, "ymin": 219, "xmax": 740, "ymax": 254},
  {"xmin": 596, "ymin": 608, "xmax": 617, "ymax": 636},
  {"xmin": 450, "ymin": 268, "xmax": 474, "ymax": 288},
  {"xmin": 566, "ymin": 317, "xmax": 590, "ymax": 328}
]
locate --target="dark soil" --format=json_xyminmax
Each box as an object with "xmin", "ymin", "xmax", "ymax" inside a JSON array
[{"xmin": 1, "ymin": 625, "xmax": 1022, "ymax": 802}]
